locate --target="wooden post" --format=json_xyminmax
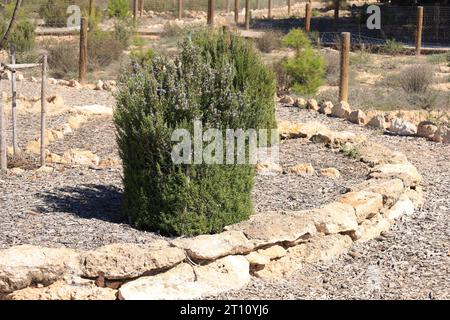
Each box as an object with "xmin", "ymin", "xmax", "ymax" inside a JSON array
[
  {"xmin": 288, "ymin": 0, "xmax": 291, "ymax": 16},
  {"xmin": 0, "ymin": 78, "xmax": 6, "ymax": 172},
  {"xmin": 79, "ymin": 17, "xmax": 88, "ymax": 84},
  {"xmin": 234, "ymin": 0, "xmax": 239, "ymax": 25},
  {"xmin": 305, "ymin": 2, "xmax": 312, "ymax": 33},
  {"xmin": 140, "ymin": 0, "xmax": 144, "ymax": 17},
  {"xmin": 268, "ymin": 0, "xmax": 272, "ymax": 18},
  {"xmin": 207, "ymin": 0, "xmax": 215, "ymax": 26},
  {"xmin": 416, "ymin": 6, "xmax": 423, "ymax": 56},
  {"xmin": 245, "ymin": 0, "xmax": 250, "ymax": 30},
  {"xmin": 10, "ymin": 44, "xmax": 17, "ymax": 156},
  {"xmin": 40, "ymin": 55, "xmax": 47, "ymax": 167},
  {"xmin": 178, "ymin": 0, "xmax": 183, "ymax": 20},
  {"xmin": 334, "ymin": 0, "xmax": 339, "ymax": 20},
  {"xmin": 88, "ymin": 0, "xmax": 94, "ymax": 17},
  {"xmin": 339, "ymin": 32, "xmax": 350, "ymax": 103},
  {"xmin": 133, "ymin": 0, "xmax": 138, "ymax": 22},
  {"xmin": 257, "ymin": 0, "xmax": 260, "ymax": 10},
  {"xmin": 227, "ymin": 0, "xmax": 231, "ymax": 13}
]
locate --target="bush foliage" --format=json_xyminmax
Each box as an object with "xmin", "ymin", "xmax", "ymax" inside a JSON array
[{"xmin": 114, "ymin": 29, "xmax": 276, "ymax": 236}]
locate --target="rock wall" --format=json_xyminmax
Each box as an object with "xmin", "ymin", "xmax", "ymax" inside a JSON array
[{"xmin": 0, "ymin": 122, "xmax": 424, "ymax": 300}]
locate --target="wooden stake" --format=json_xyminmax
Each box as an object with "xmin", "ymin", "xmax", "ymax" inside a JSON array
[
  {"xmin": 339, "ymin": 32, "xmax": 350, "ymax": 103},
  {"xmin": 288, "ymin": 0, "xmax": 291, "ymax": 16},
  {"xmin": 40, "ymin": 55, "xmax": 47, "ymax": 167},
  {"xmin": 79, "ymin": 17, "xmax": 88, "ymax": 84},
  {"xmin": 268, "ymin": 0, "xmax": 272, "ymax": 18},
  {"xmin": 10, "ymin": 44, "xmax": 17, "ymax": 156},
  {"xmin": 416, "ymin": 6, "xmax": 423, "ymax": 56},
  {"xmin": 305, "ymin": 2, "xmax": 312, "ymax": 33},
  {"xmin": 133, "ymin": 0, "xmax": 138, "ymax": 22},
  {"xmin": 334, "ymin": 0, "xmax": 339, "ymax": 20},
  {"xmin": 177, "ymin": 0, "xmax": 183, "ymax": 20},
  {"xmin": 88, "ymin": 0, "xmax": 94, "ymax": 17},
  {"xmin": 0, "ymin": 78, "xmax": 6, "ymax": 172},
  {"xmin": 140, "ymin": 0, "xmax": 144, "ymax": 17},
  {"xmin": 234, "ymin": 0, "xmax": 239, "ymax": 25},
  {"xmin": 245, "ymin": 0, "xmax": 250, "ymax": 30},
  {"xmin": 207, "ymin": 0, "xmax": 215, "ymax": 26},
  {"xmin": 227, "ymin": 0, "xmax": 231, "ymax": 14}
]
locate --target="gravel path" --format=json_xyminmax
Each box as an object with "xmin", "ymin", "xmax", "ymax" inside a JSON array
[{"xmin": 213, "ymin": 107, "xmax": 450, "ymax": 300}]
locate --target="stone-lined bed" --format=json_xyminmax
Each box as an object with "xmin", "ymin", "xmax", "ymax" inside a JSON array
[{"xmin": 0, "ymin": 121, "xmax": 423, "ymax": 300}]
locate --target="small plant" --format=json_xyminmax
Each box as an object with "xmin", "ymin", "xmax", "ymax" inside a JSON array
[
  {"xmin": 397, "ymin": 64, "xmax": 434, "ymax": 94},
  {"xmin": 256, "ymin": 31, "xmax": 283, "ymax": 53},
  {"xmin": 382, "ymin": 39, "xmax": 404, "ymax": 56},
  {"xmin": 88, "ymin": 30, "xmax": 125, "ymax": 68},
  {"xmin": 340, "ymin": 144, "xmax": 361, "ymax": 160},
  {"xmin": 108, "ymin": 0, "xmax": 130, "ymax": 19},
  {"xmin": 113, "ymin": 17, "xmax": 135, "ymax": 48},
  {"xmin": 281, "ymin": 29, "xmax": 325, "ymax": 95},
  {"xmin": 323, "ymin": 49, "xmax": 340, "ymax": 85},
  {"xmin": 46, "ymin": 42, "xmax": 78, "ymax": 78},
  {"xmin": 130, "ymin": 48, "xmax": 155, "ymax": 66},
  {"xmin": 0, "ymin": 18, "xmax": 35, "ymax": 52}
]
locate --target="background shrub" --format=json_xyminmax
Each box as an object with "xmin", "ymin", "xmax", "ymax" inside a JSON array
[
  {"xmin": 256, "ymin": 31, "xmax": 283, "ymax": 53},
  {"xmin": 88, "ymin": 30, "xmax": 125, "ymax": 68},
  {"xmin": 0, "ymin": 17, "xmax": 35, "ymax": 52},
  {"xmin": 382, "ymin": 39, "xmax": 404, "ymax": 56},
  {"xmin": 396, "ymin": 64, "xmax": 434, "ymax": 94},
  {"xmin": 107, "ymin": 0, "xmax": 130, "ymax": 19},
  {"xmin": 114, "ymin": 29, "xmax": 276, "ymax": 236},
  {"xmin": 281, "ymin": 29, "xmax": 325, "ymax": 94}
]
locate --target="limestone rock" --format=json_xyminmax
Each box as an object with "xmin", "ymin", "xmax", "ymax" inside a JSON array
[
  {"xmin": 306, "ymin": 98, "xmax": 319, "ymax": 111},
  {"xmin": 171, "ymin": 231, "xmax": 253, "ymax": 261},
  {"xmin": 99, "ymin": 158, "xmax": 121, "ymax": 168},
  {"xmin": 368, "ymin": 114, "xmax": 388, "ymax": 129},
  {"xmin": 62, "ymin": 149, "xmax": 100, "ymax": 166},
  {"xmin": 74, "ymin": 104, "xmax": 113, "ymax": 116},
  {"xmin": 68, "ymin": 114, "xmax": 87, "ymax": 130},
  {"xmin": 257, "ymin": 245, "xmax": 287, "ymax": 260},
  {"xmin": 119, "ymin": 256, "xmax": 250, "ymax": 300},
  {"xmin": 320, "ymin": 167, "xmax": 340, "ymax": 179},
  {"xmin": 297, "ymin": 122, "xmax": 329, "ymax": 139},
  {"xmin": 35, "ymin": 166, "xmax": 54, "ymax": 173},
  {"xmin": 351, "ymin": 213, "xmax": 392, "ymax": 242},
  {"xmin": 358, "ymin": 141, "xmax": 408, "ymax": 166},
  {"xmin": 338, "ymin": 191, "xmax": 383, "ymax": 223},
  {"xmin": 309, "ymin": 202, "xmax": 358, "ymax": 234},
  {"xmin": 82, "ymin": 242, "xmax": 185, "ymax": 279},
  {"xmin": 287, "ymin": 163, "xmax": 315, "ymax": 175},
  {"xmin": 0, "ymin": 245, "xmax": 82, "ymax": 294},
  {"xmin": 255, "ymin": 234, "xmax": 353, "ymax": 278},
  {"xmin": 331, "ymin": 101, "xmax": 352, "ymax": 118},
  {"xmin": 256, "ymin": 162, "xmax": 282, "ymax": 175},
  {"xmin": 348, "ymin": 109, "xmax": 368, "ymax": 125},
  {"xmin": 48, "ymin": 78, "xmax": 58, "ymax": 85},
  {"xmin": 352, "ymin": 178, "xmax": 405, "ymax": 207},
  {"xmin": 9, "ymin": 167, "xmax": 25, "ymax": 175},
  {"xmin": 432, "ymin": 126, "xmax": 450, "ymax": 143},
  {"xmin": 389, "ymin": 118, "xmax": 417, "ymax": 136},
  {"xmin": 226, "ymin": 212, "xmax": 316, "ymax": 247},
  {"xmin": 294, "ymin": 98, "xmax": 307, "ymax": 108},
  {"xmin": 279, "ymin": 96, "xmax": 294, "ymax": 105},
  {"xmin": 245, "ymin": 252, "xmax": 270, "ymax": 266},
  {"xmin": 277, "ymin": 121, "xmax": 303, "ymax": 139},
  {"xmin": 369, "ymin": 163, "xmax": 422, "ymax": 187},
  {"xmin": 385, "ymin": 195, "xmax": 415, "ymax": 221},
  {"xmin": 404, "ymin": 186, "xmax": 424, "ymax": 209},
  {"xmin": 25, "ymin": 140, "xmax": 40, "ymax": 154},
  {"xmin": 94, "ymin": 80, "xmax": 104, "ymax": 91},
  {"xmin": 69, "ymin": 79, "xmax": 82, "ymax": 89},
  {"xmin": 417, "ymin": 121, "xmax": 438, "ymax": 139},
  {"xmin": 318, "ymin": 101, "xmax": 333, "ymax": 115},
  {"xmin": 6, "ymin": 279, "xmax": 117, "ymax": 300}
]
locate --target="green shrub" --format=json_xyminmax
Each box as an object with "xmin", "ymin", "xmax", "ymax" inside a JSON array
[
  {"xmin": 108, "ymin": 0, "xmax": 130, "ymax": 19},
  {"xmin": 130, "ymin": 48, "xmax": 155, "ymax": 66},
  {"xmin": 114, "ymin": 30, "xmax": 277, "ymax": 236},
  {"xmin": 256, "ymin": 31, "xmax": 283, "ymax": 53},
  {"xmin": 281, "ymin": 30, "xmax": 325, "ymax": 94},
  {"xmin": 88, "ymin": 30, "xmax": 125, "ymax": 68},
  {"xmin": 396, "ymin": 64, "xmax": 434, "ymax": 94},
  {"xmin": 0, "ymin": 18, "xmax": 35, "ymax": 52},
  {"xmin": 46, "ymin": 42, "xmax": 78, "ymax": 78},
  {"xmin": 113, "ymin": 17, "xmax": 135, "ymax": 48},
  {"xmin": 382, "ymin": 39, "xmax": 404, "ymax": 56}
]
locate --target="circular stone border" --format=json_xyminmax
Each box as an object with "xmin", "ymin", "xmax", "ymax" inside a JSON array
[{"xmin": 0, "ymin": 121, "xmax": 424, "ymax": 300}]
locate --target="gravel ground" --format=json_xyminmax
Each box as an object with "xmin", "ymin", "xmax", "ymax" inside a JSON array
[{"xmin": 212, "ymin": 107, "xmax": 450, "ymax": 300}]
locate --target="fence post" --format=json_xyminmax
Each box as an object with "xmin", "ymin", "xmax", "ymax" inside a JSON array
[
  {"xmin": 334, "ymin": 0, "xmax": 339, "ymax": 20},
  {"xmin": 234, "ymin": 0, "xmax": 239, "ymax": 25},
  {"xmin": 133, "ymin": 0, "xmax": 138, "ymax": 22},
  {"xmin": 227, "ymin": 0, "xmax": 231, "ymax": 14},
  {"xmin": 268, "ymin": 0, "xmax": 272, "ymax": 18},
  {"xmin": 416, "ymin": 6, "xmax": 423, "ymax": 56},
  {"xmin": 305, "ymin": 2, "xmax": 312, "ymax": 33},
  {"xmin": 288, "ymin": 0, "xmax": 291, "ymax": 16},
  {"xmin": 40, "ymin": 55, "xmax": 48, "ymax": 167},
  {"xmin": 140, "ymin": 0, "xmax": 144, "ymax": 17},
  {"xmin": 339, "ymin": 32, "xmax": 350, "ymax": 103},
  {"xmin": 79, "ymin": 17, "xmax": 88, "ymax": 84},
  {"xmin": 10, "ymin": 44, "xmax": 17, "ymax": 156},
  {"xmin": 256, "ymin": 0, "xmax": 260, "ymax": 10},
  {"xmin": 245, "ymin": 0, "xmax": 250, "ymax": 30},
  {"xmin": 0, "ymin": 78, "xmax": 6, "ymax": 172},
  {"xmin": 207, "ymin": 0, "xmax": 215, "ymax": 26},
  {"xmin": 178, "ymin": 0, "xmax": 183, "ymax": 20}
]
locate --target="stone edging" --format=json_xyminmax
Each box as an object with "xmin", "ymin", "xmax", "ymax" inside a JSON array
[
  {"xmin": 0, "ymin": 122, "xmax": 424, "ymax": 300},
  {"xmin": 279, "ymin": 96, "xmax": 450, "ymax": 144}
]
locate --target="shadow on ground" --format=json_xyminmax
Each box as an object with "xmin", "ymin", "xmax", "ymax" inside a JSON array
[{"xmin": 36, "ymin": 184, "xmax": 125, "ymax": 224}]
